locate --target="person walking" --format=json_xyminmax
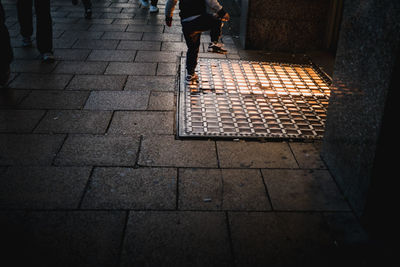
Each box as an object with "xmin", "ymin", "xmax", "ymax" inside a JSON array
[
  {"xmin": 0, "ymin": 1, "xmax": 13, "ymax": 87},
  {"xmin": 16, "ymin": 0, "xmax": 54, "ymax": 62},
  {"xmin": 165, "ymin": 0, "xmax": 230, "ymax": 83},
  {"xmin": 72, "ymin": 0, "xmax": 92, "ymax": 19},
  {"xmin": 140, "ymin": 0, "xmax": 159, "ymax": 13}
]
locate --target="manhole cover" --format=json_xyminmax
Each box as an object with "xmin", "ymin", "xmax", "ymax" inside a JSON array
[{"xmin": 177, "ymin": 58, "xmax": 331, "ymax": 140}]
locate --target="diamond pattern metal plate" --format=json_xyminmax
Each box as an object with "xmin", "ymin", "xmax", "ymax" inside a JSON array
[{"xmin": 178, "ymin": 58, "xmax": 331, "ymax": 140}]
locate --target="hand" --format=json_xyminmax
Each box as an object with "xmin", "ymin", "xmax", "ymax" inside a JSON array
[
  {"xmin": 221, "ymin": 12, "xmax": 230, "ymax": 22},
  {"xmin": 165, "ymin": 17, "xmax": 173, "ymax": 27}
]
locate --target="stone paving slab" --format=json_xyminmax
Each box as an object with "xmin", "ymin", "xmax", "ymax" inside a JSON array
[
  {"xmin": 0, "ymin": 211, "xmax": 126, "ymax": 267},
  {"xmin": 67, "ymin": 74, "xmax": 127, "ymax": 91},
  {"xmin": 108, "ymin": 111, "xmax": 174, "ymax": 135},
  {"xmin": 54, "ymin": 134, "xmax": 140, "ymax": 166},
  {"xmin": 10, "ymin": 73, "xmax": 72, "ymax": 90},
  {"xmin": 120, "ymin": 211, "xmax": 232, "ymax": 267},
  {"xmin": 53, "ymin": 61, "xmax": 108, "ymax": 75},
  {"xmin": 139, "ymin": 135, "xmax": 218, "ymax": 168},
  {"xmin": 124, "ymin": 75, "xmax": 176, "ymax": 91},
  {"xmin": 262, "ymin": 169, "xmax": 350, "ymax": 211},
  {"xmin": 148, "ymin": 91, "xmax": 175, "ymax": 110},
  {"xmin": 0, "ymin": 110, "xmax": 45, "ymax": 133},
  {"xmin": 87, "ymin": 49, "xmax": 136, "ymax": 62},
  {"xmin": 105, "ymin": 62, "xmax": 157, "ymax": 75},
  {"xmin": 84, "ymin": 90, "xmax": 150, "ymax": 110},
  {"xmin": 289, "ymin": 142, "xmax": 327, "ymax": 169},
  {"xmin": 216, "ymin": 141, "xmax": 298, "ymax": 168},
  {"xmin": 81, "ymin": 167, "xmax": 176, "ymax": 209},
  {"xmin": 0, "ymin": 166, "xmax": 91, "ymax": 209},
  {"xmin": 34, "ymin": 110, "xmax": 112, "ymax": 134},
  {"xmin": 179, "ymin": 168, "xmax": 271, "ymax": 211},
  {"xmin": 0, "ymin": 134, "xmax": 65, "ymax": 165},
  {"xmin": 19, "ymin": 90, "xmax": 89, "ymax": 110}
]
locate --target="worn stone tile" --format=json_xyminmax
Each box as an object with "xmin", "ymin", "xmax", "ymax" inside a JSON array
[
  {"xmin": 89, "ymin": 24, "xmax": 128, "ymax": 32},
  {"xmin": 0, "ymin": 110, "xmax": 45, "ymax": 133},
  {"xmin": 9, "ymin": 73, "xmax": 72, "ymax": 90},
  {"xmin": 54, "ymin": 135, "xmax": 140, "ymax": 166},
  {"xmin": 0, "ymin": 166, "xmax": 91, "ymax": 209},
  {"xmin": 121, "ymin": 211, "xmax": 232, "ymax": 267},
  {"xmin": 289, "ymin": 142, "xmax": 327, "ymax": 169},
  {"xmin": 108, "ymin": 111, "xmax": 174, "ymax": 135},
  {"xmin": 0, "ymin": 211, "xmax": 126, "ymax": 267},
  {"xmin": 0, "ymin": 89, "xmax": 30, "ymax": 108},
  {"xmin": 157, "ymin": 62, "xmax": 178, "ymax": 76},
  {"xmin": 105, "ymin": 62, "xmax": 157, "ymax": 75},
  {"xmin": 53, "ymin": 61, "xmax": 108, "ymax": 74},
  {"xmin": 217, "ymin": 141, "xmax": 298, "ymax": 168},
  {"xmin": 81, "ymin": 167, "xmax": 176, "ymax": 209},
  {"xmin": 179, "ymin": 168, "xmax": 271, "ymax": 211},
  {"xmin": 19, "ymin": 90, "xmax": 89, "ymax": 109},
  {"xmin": 179, "ymin": 168, "xmax": 223, "ymax": 210},
  {"xmin": 10, "ymin": 60, "xmax": 57, "ymax": 73},
  {"xmin": 87, "ymin": 49, "xmax": 136, "ymax": 62},
  {"xmin": 35, "ymin": 110, "xmax": 112, "ymax": 134},
  {"xmin": 72, "ymin": 39, "xmax": 119, "ymax": 49},
  {"xmin": 0, "ymin": 134, "xmax": 65, "ymax": 165},
  {"xmin": 53, "ymin": 22, "xmax": 91, "ymax": 31},
  {"xmin": 53, "ymin": 48, "xmax": 91, "ymax": 61},
  {"xmin": 12, "ymin": 47, "xmax": 40, "ymax": 59},
  {"xmin": 139, "ymin": 135, "xmax": 218, "ymax": 168},
  {"xmin": 67, "ymin": 74, "xmax": 127, "ymax": 90},
  {"xmin": 60, "ymin": 30, "xmax": 104, "ymax": 40},
  {"xmin": 84, "ymin": 90, "xmax": 150, "ymax": 110},
  {"xmin": 148, "ymin": 91, "xmax": 175, "ymax": 110},
  {"xmin": 126, "ymin": 24, "xmax": 164, "ymax": 33},
  {"xmin": 117, "ymin": 40, "xmax": 161, "ymax": 51},
  {"xmin": 134, "ymin": 50, "xmax": 180, "ymax": 63},
  {"xmin": 161, "ymin": 41, "xmax": 188, "ymax": 52},
  {"xmin": 262, "ymin": 169, "xmax": 350, "ymax": 211},
  {"xmin": 222, "ymin": 169, "xmax": 271, "ymax": 211},
  {"xmin": 229, "ymin": 212, "xmax": 335, "ymax": 267},
  {"xmin": 101, "ymin": 31, "xmax": 142, "ymax": 40},
  {"xmin": 124, "ymin": 75, "xmax": 176, "ymax": 91},
  {"xmin": 142, "ymin": 32, "xmax": 182, "ymax": 42}
]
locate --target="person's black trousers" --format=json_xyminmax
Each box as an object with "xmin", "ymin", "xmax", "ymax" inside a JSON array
[
  {"xmin": 82, "ymin": 0, "xmax": 91, "ymax": 9},
  {"xmin": 17, "ymin": 0, "xmax": 52, "ymax": 53},
  {"xmin": 182, "ymin": 14, "xmax": 222, "ymax": 75},
  {"xmin": 0, "ymin": 2, "xmax": 13, "ymax": 73}
]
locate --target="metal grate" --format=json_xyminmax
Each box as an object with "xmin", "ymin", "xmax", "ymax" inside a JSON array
[{"xmin": 177, "ymin": 58, "xmax": 331, "ymax": 140}]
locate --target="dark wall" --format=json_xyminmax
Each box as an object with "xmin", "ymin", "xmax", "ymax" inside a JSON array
[
  {"xmin": 321, "ymin": 0, "xmax": 400, "ymax": 216},
  {"xmin": 241, "ymin": 0, "xmax": 335, "ymax": 52}
]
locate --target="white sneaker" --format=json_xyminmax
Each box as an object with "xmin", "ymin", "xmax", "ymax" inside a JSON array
[
  {"xmin": 140, "ymin": 0, "xmax": 149, "ymax": 8},
  {"xmin": 149, "ymin": 5, "xmax": 159, "ymax": 13}
]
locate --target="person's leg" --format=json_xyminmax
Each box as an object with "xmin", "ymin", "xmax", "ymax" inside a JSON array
[
  {"xmin": 149, "ymin": 0, "xmax": 159, "ymax": 12},
  {"xmin": 82, "ymin": 0, "xmax": 92, "ymax": 19},
  {"xmin": 0, "ymin": 3, "xmax": 13, "ymax": 86},
  {"xmin": 34, "ymin": 0, "xmax": 53, "ymax": 57},
  {"xmin": 182, "ymin": 26, "xmax": 201, "ymax": 77},
  {"xmin": 150, "ymin": 0, "xmax": 158, "ymax": 6},
  {"xmin": 17, "ymin": 0, "xmax": 33, "ymax": 45}
]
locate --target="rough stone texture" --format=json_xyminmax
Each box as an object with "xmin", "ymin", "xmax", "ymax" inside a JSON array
[
  {"xmin": 67, "ymin": 75, "xmax": 127, "ymax": 91},
  {"xmin": 124, "ymin": 75, "xmax": 176, "ymax": 91},
  {"xmin": 84, "ymin": 90, "xmax": 150, "ymax": 110},
  {"xmin": 0, "ymin": 166, "xmax": 91, "ymax": 209},
  {"xmin": 18, "ymin": 90, "xmax": 89, "ymax": 110},
  {"xmin": 121, "ymin": 211, "xmax": 232, "ymax": 267},
  {"xmin": 217, "ymin": 141, "xmax": 298, "ymax": 168},
  {"xmin": 54, "ymin": 135, "xmax": 140, "ymax": 166},
  {"xmin": 0, "ymin": 110, "xmax": 45, "ymax": 133},
  {"xmin": 139, "ymin": 135, "xmax": 218, "ymax": 168},
  {"xmin": 34, "ymin": 110, "xmax": 112, "ymax": 134},
  {"xmin": 10, "ymin": 73, "xmax": 72, "ymax": 90},
  {"xmin": 262, "ymin": 169, "xmax": 350, "ymax": 211},
  {"xmin": 81, "ymin": 167, "xmax": 177, "ymax": 209}
]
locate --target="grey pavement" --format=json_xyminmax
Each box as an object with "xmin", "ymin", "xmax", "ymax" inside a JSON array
[{"xmin": 0, "ymin": 1, "xmax": 372, "ymax": 267}]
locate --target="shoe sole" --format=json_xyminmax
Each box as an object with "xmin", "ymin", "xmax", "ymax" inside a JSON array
[{"xmin": 207, "ymin": 48, "xmax": 227, "ymax": 54}]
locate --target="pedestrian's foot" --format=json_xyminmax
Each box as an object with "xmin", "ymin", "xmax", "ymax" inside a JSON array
[
  {"xmin": 208, "ymin": 42, "xmax": 227, "ymax": 54},
  {"xmin": 0, "ymin": 67, "xmax": 10, "ymax": 88},
  {"xmin": 41, "ymin": 52, "xmax": 55, "ymax": 63},
  {"xmin": 22, "ymin": 37, "xmax": 32, "ymax": 48},
  {"xmin": 140, "ymin": 0, "xmax": 149, "ymax": 8},
  {"xmin": 71, "ymin": 0, "xmax": 78, "ymax": 5},
  {"xmin": 85, "ymin": 8, "xmax": 92, "ymax": 19},
  {"xmin": 185, "ymin": 73, "xmax": 199, "ymax": 84},
  {"xmin": 149, "ymin": 5, "xmax": 159, "ymax": 13}
]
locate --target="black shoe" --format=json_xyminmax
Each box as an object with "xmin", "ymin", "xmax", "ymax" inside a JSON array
[
  {"xmin": 41, "ymin": 52, "xmax": 55, "ymax": 63},
  {"xmin": 72, "ymin": 0, "xmax": 78, "ymax": 5},
  {"xmin": 0, "ymin": 67, "xmax": 10, "ymax": 88},
  {"xmin": 85, "ymin": 8, "xmax": 92, "ymax": 19},
  {"xmin": 185, "ymin": 73, "xmax": 199, "ymax": 84}
]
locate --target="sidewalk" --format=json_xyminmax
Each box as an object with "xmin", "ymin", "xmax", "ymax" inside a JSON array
[{"xmin": 1, "ymin": 1, "xmax": 372, "ymax": 266}]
